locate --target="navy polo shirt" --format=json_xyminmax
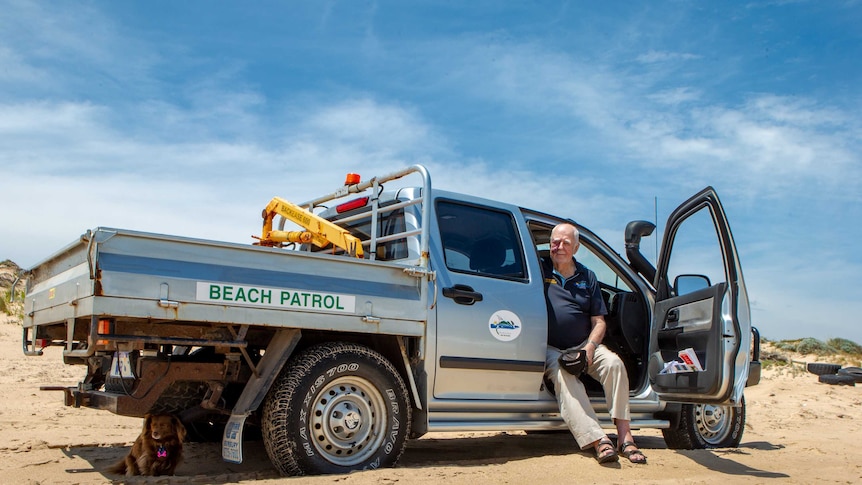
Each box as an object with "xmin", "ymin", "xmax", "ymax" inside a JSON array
[{"xmin": 545, "ymin": 259, "xmax": 607, "ymax": 350}]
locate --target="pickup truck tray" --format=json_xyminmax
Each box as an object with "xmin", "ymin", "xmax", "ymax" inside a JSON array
[{"xmin": 24, "ymin": 227, "xmax": 427, "ymax": 357}]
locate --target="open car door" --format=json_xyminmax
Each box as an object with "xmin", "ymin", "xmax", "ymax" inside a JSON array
[{"xmin": 648, "ymin": 187, "xmax": 752, "ymax": 405}]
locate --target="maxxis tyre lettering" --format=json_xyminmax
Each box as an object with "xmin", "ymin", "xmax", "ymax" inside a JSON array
[
  {"xmin": 661, "ymin": 396, "xmax": 745, "ymax": 449},
  {"xmin": 261, "ymin": 342, "xmax": 411, "ymax": 476},
  {"xmin": 806, "ymin": 363, "xmax": 842, "ymax": 376}
]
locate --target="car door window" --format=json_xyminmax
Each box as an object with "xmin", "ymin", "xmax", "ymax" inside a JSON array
[
  {"xmin": 664, "ymin": 209, "xmax": 726, "ymax": 296},
  {"xmin": 437, "ymin": 201, "xmax": 526, "ymax": 279},
  {"xmin": 574, "ymin": 243, "xmax": 634, "ymax": 293}
]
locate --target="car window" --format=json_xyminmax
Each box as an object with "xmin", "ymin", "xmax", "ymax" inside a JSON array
[
  {"xmin": 437, "ymin": 200, "xmax": 526, "ymax": 279},
  {"xmin": 529, "ymin": 221, "xmax": 632, "ymax": 293},
  {"xmin": 575, "ymin": 243, "xmax": 634, "ymax": 293}
]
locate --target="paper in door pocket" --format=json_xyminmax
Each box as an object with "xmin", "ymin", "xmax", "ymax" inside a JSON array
[{"xmin": 678, "ymin": 348, "xmax": 704, "ymax": 371}]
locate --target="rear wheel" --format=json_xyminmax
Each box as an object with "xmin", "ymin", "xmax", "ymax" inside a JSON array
[
  {"xmin": 262, "ymin": 342, "xmax": 411, "ymax": 476},
  {"xmin": 663, "ymin": 396, "xmax": 745, "ymax": 449}
]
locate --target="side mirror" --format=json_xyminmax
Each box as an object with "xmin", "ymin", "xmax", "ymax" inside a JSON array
[{"xmin": 674, "ymin": 274, "xmax": 711, "ymax": 296}]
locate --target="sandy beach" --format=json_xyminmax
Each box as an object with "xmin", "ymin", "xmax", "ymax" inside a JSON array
[{"xmin": 1, "ymin": 314, "xmax": 860, "ymax": 484}]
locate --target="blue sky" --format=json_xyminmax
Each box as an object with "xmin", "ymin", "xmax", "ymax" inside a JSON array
[{"xmin": 2, "ymin": 1, "xmax": 861, "ymax": 342}]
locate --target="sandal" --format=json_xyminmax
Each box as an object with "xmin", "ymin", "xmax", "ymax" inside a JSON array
[
  {"xmin": 618, "ymin": 441, "xmax": 647, "ymax": 464},
  {"xmin": 595, "ymin": 438, "xmax": 619, "ymax": 464}
]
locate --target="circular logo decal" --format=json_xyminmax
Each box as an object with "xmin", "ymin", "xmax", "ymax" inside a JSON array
[{"xmin": 488, "ymin": 310, "xmax": 522, "ymax": 342}]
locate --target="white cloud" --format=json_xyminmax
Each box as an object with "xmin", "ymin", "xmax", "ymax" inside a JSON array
[
  {"xmin": 0, "ymin": 1, "xmax": 159, "ymax": 97},
  {"xmin": 648, "ymin": 87, "xmax": 702, "ymax": 105},
  {"xmin": 304, "ymin": 98, "xmax": 445, "ymax": 157},
  {"xmin": 416, "ymin": 37, "xmax": 862, "ymax": 200},
  {"xmin": 636, "ymin": 50, "xmax": 702, "ymax": 64}
]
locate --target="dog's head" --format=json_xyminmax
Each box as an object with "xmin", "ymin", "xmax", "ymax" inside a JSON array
[{"xmin": 142, "ymin": 414, "xmax": 187, "ymax": 443}]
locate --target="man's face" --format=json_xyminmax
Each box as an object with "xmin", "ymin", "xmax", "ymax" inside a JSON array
[{"xmin": 550, "ymin": 226, "xmax": 579, "ymax": 265}]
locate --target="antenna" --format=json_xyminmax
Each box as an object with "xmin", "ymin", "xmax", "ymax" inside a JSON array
[{"xmin": 654, "ymin": 196, "xmax": 658, "ymax": 262}]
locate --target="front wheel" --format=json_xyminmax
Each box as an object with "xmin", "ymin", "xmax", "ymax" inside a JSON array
[
  {"xmin": 262, "ymin": 342, "xmax": 411, "ymax": 476},
  {"xmin": 662, "ymin": 396, "xmax": 745, "ymax": 449}
]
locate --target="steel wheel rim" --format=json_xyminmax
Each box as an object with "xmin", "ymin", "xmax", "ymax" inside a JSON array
[
  {"xmin": 694, "ymin": 404, "xmax": 731, "ymax": 445},
  {"xmin": 309, "ymin": 376, "xmax": 387, "ymax": 466}
]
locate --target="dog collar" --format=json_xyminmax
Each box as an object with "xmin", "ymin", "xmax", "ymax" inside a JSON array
[{"xmin": 157, "ymin": 445, "xmax": 167, "ymax": 459}]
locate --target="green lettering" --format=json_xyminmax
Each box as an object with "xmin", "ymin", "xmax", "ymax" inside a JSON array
[
  {"xmin": 291, "ymin": 292, "xmax": 302, "ymax": 306},
  {"xmin": 281, "ymin": 291, "xmax": 290, "ymax": 304},
  {"xmin": 209, "ymin": 285, "xmax": 221, "ymax": 300},
  {"xmin": 248, "ymin": 288, "xmax": 259, "ymax": 303},
  {"xmin": 223, "ymin": 286, "xmax": 234, "ymax": 300},
  {"xmin": 235, "ymin": 287, "xmax": 246, "ymax": 302},
  {"xmin": 323, "ymin": 295, "xmax": 334, "ymax": 309},
  {"xmin": 335, "ymin": 296, "xmax": 344, "ymax": 310},
  {"xmin": 261, "ymin": 290, "xmax": 272, "ymax": 304},
  {"xmin": 313, "ymin": 294, "xmax": 323, "ymax": 308}
]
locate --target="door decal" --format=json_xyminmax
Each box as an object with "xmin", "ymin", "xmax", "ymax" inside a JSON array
[{"xmin": 488, "ymin": 310, "xmax": 522, "ymax": 341}]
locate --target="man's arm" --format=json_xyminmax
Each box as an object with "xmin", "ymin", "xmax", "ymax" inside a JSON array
[{"xmin": 585, "ymin": 315, "xmax": 607, "ymax": 365}]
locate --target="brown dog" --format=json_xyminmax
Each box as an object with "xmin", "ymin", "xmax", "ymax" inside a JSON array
[{"xmin": 107, "ymin": 414, "xmax": 186, "ymax": 476}]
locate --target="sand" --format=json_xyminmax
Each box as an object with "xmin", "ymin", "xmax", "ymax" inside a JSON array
[{"xmin": 1, "ymin": 314, "xmax": 860, "ymax": 484}]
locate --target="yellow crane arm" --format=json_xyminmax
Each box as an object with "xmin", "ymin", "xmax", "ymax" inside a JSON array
[{"xmin": 259, "ymin": 197, "xmax": 365, "ymax": 258}]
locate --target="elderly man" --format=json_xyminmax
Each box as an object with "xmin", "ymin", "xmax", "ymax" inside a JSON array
[{"xmin": 544, "ymin": 223, "xmax": 646, "ymax": 464}]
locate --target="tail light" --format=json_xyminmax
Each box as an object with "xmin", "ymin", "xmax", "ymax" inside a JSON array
[
  {"xmin": 97, "ymin": 318, "xmax": 113, "ymax": 346},
  {"xmin": 336, "ymin": 197, "xmax": 369, "ymax": 213}
]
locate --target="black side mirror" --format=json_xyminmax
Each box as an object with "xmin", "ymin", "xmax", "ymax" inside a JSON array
[{"xmin": 673, "ymin": 274, "xmax": 711, "ymax": 296}]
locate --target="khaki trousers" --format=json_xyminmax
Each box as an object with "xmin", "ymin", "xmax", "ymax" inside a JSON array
[{"xmin": 545, "ymin": 343, "xmax": 631, "ymax": 449}]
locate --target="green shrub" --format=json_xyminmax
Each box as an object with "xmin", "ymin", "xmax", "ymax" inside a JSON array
[
  {"xmin": 774, "ymin": 338, "xmax": 837, "ymax": 356},
  {"xmin": 827, "ymin": 338, "xmax": 862, "ymax": 355},
  {"xmin": 0, "ymin": 288, "xmax": 24, "ymax": 319},
  {"xmin": 795, "ymin": 338, "xmax": 837, "ymax": 355},
  {"xmin": 773, "ymin": 339, "xmax": 800, "ymax": 352}
]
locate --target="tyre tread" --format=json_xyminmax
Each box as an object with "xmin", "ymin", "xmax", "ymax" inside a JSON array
[
  {"xmin": 836, "ymin": 367, "xmax": 862, "ymax": 383},
  {"xmin": 818, "ymin": 373, "xmax": 856, "ymax": 386},
  {"xmin": 807, "ymin": 362, "xmax": 842, "ymax": 376}
]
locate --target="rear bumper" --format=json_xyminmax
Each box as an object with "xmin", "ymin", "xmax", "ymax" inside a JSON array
[{"xmin": 39, "ymin": 359, "xmax": 231, "ymax": 417}]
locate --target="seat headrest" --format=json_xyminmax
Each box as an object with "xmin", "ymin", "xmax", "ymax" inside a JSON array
[{"xmin": 469, "ymin": 237, "xmax": 506, "ymax": 272}]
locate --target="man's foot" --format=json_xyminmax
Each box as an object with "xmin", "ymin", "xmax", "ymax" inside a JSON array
[
  {"xmin": 618, "ymin": 441, "xmax": 647, "ymax": 464},
  {"xmin": 595, "ymin": 438, "xmax": 619, "ymax": 464}
]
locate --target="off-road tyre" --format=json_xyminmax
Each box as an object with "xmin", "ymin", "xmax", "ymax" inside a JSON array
[
  {"xmin": 262, "ymin": 342, "xmax": 411, "ymax": 476},
  {"xmin": 662, "ymin": 396, "xmax": 745, "ymax": 449},
  {"xmin": 818, "ymin": 373, "xmax": 856, "ymax": 386},
  {"xmin": 837, "ymin": 367, "xmax": 862, "ymax": 383},
  {"xmin": 806, "ymin": 362, "xmax": 842, "ymax": 376}
]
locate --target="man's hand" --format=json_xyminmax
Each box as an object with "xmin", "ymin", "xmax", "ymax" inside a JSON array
[{"xmin": 585, "ymin": 341, "xmax": 597, "ymax": 366}]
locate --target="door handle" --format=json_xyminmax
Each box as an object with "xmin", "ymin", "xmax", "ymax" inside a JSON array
[
  {"xmin": 442, "ymin": 284, "xmax": 484, "ymax": 305},
  {"xmin": 667, "ymin": 309, "xmax": 680, "ymax": 325}
]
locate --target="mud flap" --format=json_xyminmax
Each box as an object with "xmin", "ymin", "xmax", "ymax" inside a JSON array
[
  {"xmin": 220, "ymin": 328, "xmax": 301, "ymax": 464},
  {"xmin": 222, "ymin": 414, "xmax": 247, "ymax": 463}
]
